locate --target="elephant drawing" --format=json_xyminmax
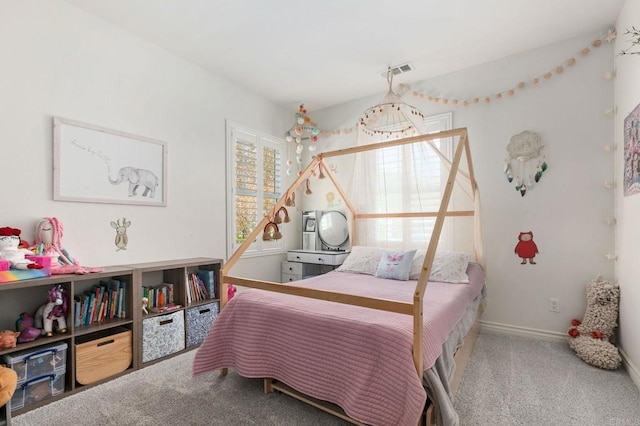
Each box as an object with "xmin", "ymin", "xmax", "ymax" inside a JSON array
[{"xmin": 109, "ymin": 167, "xmax": 158, "ymax": 198}]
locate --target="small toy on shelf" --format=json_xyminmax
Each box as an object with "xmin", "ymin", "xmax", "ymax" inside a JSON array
[
  {"xmin": 142, "ymin": 297, "xmax": 149, "ymax": 315},
  {"xmin": 31, "ymin": 217, "xmax": 104, "ymax": 274},
  {"xmin": 16, "ymin": 312, "xmax": 41, "ymax": 343},
  {"xmin": 0, "ymin": 330, "xmax": 20, "ymax": 349},
  {"xmin": 34, "ymin": 285, "xmax": 68, "ymax": 337},
  {"xmin": 0, "ymin": 227, "xmax": 42, "ymax": 270}
]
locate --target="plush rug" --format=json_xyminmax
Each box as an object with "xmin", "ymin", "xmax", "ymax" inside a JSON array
[{"xmin": 12, "ymin": 331, "xmax": 640, "ymax": 425}]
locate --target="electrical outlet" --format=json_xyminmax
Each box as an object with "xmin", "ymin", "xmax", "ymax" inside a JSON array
[{"xmin": 549, "ymin": 298, "xmax": 560, "ymax": 313}]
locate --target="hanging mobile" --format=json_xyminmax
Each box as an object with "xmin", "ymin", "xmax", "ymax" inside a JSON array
[{"xmin": 505, "ymin": 131, "xmax": 547, "ymax": 197}]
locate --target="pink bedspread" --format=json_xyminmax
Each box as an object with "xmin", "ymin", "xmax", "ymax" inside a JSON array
[{"xmin": 193, "ymin": 263, "xmax": 484, "ymax": 426}]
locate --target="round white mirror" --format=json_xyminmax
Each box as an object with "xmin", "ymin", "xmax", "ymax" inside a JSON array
[{"xmin": 318, "ymin": 211, "xmax": 349, "ymax": 249}]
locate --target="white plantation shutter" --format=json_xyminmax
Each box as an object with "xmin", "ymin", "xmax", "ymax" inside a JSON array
[{"xmin": 227, "ymin": 122, "xmax": 284, "ymax": 256}]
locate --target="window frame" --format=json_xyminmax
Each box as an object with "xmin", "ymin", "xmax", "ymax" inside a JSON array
[{"xmin": 226, "ymin": 121, "xmax": 286, "ymax": 259}]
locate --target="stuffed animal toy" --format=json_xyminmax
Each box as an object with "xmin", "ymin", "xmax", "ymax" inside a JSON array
[
  {"xmin": 0, "ymin": 330, "xmax": 20, "ymax": 350},
  {"xmin": 0, "ymin": 227, "xmax": 42, "ymax": 270},
  {"xmin": 34, "ymin": 285, "xmax": 68, "ymax": 337},
  {"xmin": 16, "ymin": 312, "xmax": 41, "ymax": 343},
  {"xmin": 30, "ymin": 217, "xmax": 103, "ymax": 275},
  {"xmin": 0, "ymin": 366, "xmax": 18, "ymax": 407},
  {"xmin": 567, "ymin": 276, "xmax": 622, "ymax": 370}
]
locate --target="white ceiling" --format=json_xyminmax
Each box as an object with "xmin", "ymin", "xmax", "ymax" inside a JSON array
[{"xmin": 65, "ymin": 0, "xmax": 624, "ymax": 111}]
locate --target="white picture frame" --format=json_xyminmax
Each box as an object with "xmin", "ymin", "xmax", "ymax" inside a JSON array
[{"xmin": 53, "ymin": 117, "xmax": 168, "ymax": 206}]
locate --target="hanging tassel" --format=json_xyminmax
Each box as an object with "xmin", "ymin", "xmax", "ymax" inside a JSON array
[
  {"xmin": 318, "ymin": 163, "xmax": 326, "ymax": 179},
  {"xmin": 274, "ymin": 212, "xmax": 282, "ymax": 224},
  {"xmin": 305, "ymin": 179, "xmax": 312, "ymax": 195},
  {"xmin": 273, "ymin": 223, "xmax": 283, "ymax": 240},
  {"xmin": 285, "ymin": 192, "xmax": 296, "ymax": 207}
]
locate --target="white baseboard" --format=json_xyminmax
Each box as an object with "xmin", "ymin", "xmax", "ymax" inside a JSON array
[
  {"xmin": 620, "ymin": 348, "xmax": 640, "ymax": 390},
  {"xmin": 479, "ymin": 320, "xmax": 567, "ymax": 342},
  {"xmin": 481, "ymin": 321, "xmax": 640, "ymax": 391}
]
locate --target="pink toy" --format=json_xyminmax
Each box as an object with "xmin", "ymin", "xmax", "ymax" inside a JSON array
[
  {"xmin": 34, "ymin": 285, "xmax": 69, "ymax": 337},
  {"xmin": 31, "ymin": 217, "xmax": 103, "ymax": 274},
  {"xmin": 0, "ymin": 330, "xmax": 20, "ymax": 349},
  {"xmin": 227, "ymin": 284, "xmax": 237, "ymax": 301},
  {"xmin": 16, "ymin": 312, "xmax": 41, "ymax": 343}
]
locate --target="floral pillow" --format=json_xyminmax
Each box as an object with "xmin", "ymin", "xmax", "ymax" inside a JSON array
[
  {"xmin": 374, "ymin": 250, "xmax": 417, "ymax": 281},
  {"xmin": 336, "ymin": 246, "xmax": 384, "ymax": 275},
  {"xmin": 409, "ymin": 251, "xmax": 471, "ymax": 283}
]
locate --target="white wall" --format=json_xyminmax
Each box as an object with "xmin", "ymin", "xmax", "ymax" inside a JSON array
[
  {"xmin": 0, "ymin": 1, "xmax": 291, "ymax": 280},
  {"xmin": 312, "ymin": 32, "xmax": 615, "ymax": 336},
  {"xmin": 614, "ymin": 0, "xmax": 640, "ymax": 385}
]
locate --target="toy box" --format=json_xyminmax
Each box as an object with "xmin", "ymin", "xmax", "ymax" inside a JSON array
[
  {"xmin": 10, "ymin": 371, "xmax": 65, "ymax": 411},
  {"xmin": 142, "ymin": 310, "xmax": 185, "ymax": 363},
  {"xmin": 1, "ymin": 342, "xmax": 67, "ymax": 383},
  {"xmin": 2, "ymin": 342, "xmax": 68, "ymax": 412},
  {"xmin": 186, "ymin": 301, "xmax": 219, "ymax": 347},
  {"xmin": 75, "ymin": 328, "xmax": 132, "ymax": 385}
]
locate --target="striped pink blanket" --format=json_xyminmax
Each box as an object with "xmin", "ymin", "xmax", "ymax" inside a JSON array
[{"xmin": 193, "ymin": 263, "xmax": 484, "ymax": 425}]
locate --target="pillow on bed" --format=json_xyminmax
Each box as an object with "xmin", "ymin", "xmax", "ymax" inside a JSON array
[
  {"xmin": 336, "ymin": 246, "xmax": 385, "ymax": 275},
  {"xmin": 374, "ymin": 249, "xmax": 417, "ymax": 281},
  {"xmin": 409, "ymin": 251, "xmax": 472, "ymax": 283}
]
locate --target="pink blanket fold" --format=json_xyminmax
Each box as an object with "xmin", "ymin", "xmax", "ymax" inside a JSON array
[{"xmin": 193, "ymin": 263, "xmax": 484, "ymax": 426}]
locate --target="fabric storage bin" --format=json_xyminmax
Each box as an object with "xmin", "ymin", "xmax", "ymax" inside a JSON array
[
  {"xmin": 10, "ymin": 372, "xmax": 65, "ymax": 411},
  {"xmin": 186, "ymin": 302, "xmax": 219, "ymax": 347},
  {"xmin": 75, "ymin": 328, "xmax": 132, "ymax": 385},
  {"xmin": 142, "ymin": 310, "xmax": 185, "ymax": 363},
  {"xmin": 1, "ymin": 342, "xmax": 67, "ymax": 383}
]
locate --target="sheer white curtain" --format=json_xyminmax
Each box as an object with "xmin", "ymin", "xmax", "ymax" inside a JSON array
[{"xmin": 348, "ymin": 113, "xmax": 455, "ymax": 251}]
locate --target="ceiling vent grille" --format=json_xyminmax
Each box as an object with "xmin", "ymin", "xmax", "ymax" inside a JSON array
[{"xmin": 380, "ymin": 62, "xmax": 414, "ymax": 78}]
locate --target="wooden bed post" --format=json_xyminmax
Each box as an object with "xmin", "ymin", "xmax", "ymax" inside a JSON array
[{"xmin": 412, "ymin": 129, "xmax": 467, "ymax": 376}]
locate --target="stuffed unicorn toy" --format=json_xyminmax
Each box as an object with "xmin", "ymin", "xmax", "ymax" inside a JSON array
[{"xmin": 34, "ymin": 284, "xmax": 68, "ymax": 337}]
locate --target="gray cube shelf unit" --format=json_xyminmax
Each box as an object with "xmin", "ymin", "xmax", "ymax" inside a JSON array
[{"xmin": 0, "ymin": 257, "xmax": 222, "ymax": 420}]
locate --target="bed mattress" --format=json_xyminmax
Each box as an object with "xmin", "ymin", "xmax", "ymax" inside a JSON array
[{"xmin": 193, "ymin": 263, "xmax": 485, "ymax": 425}]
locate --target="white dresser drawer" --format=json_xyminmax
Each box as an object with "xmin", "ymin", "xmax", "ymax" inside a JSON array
[
  {"xmin": 281, "ymin": 272, "xmax": 301, "ymax": 283},
  {"xmin": 287, "ymin": 250, "xmax": 350, "ymax": 266},
  {"xmin": 281, "ymin": 261, "xmax": 303, "ymax": 275}
]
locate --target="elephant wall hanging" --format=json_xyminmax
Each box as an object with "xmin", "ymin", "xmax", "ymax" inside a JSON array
[{"xmin": 504, "ymin": 131, "xmax": 548, "ymax": 197}]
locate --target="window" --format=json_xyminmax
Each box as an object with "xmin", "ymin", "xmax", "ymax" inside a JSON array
[
  {"xmin": 226, "ymin": 121, "xmax": 284, "ymax": 257},
  {"xmin": 357, "ymin": 113, "xmax": 453, "ymax": 249}
]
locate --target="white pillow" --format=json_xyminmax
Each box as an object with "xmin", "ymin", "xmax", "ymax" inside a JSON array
[
  {"xmin": 374, "ymin": 249, "xmax": 416, "ymax": 281},
  {"xmin": 336, "ymin": 246, "xmax": 384, "ymax": 275},
  {"xmin": 409, "ymin": 251, "xmax": 471, "ymax": 283}
]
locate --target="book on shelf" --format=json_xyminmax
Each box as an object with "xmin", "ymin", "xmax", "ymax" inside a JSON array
[
  {"xmin": 184, "ymin": 270, "xmax": 192, "ymax": 304},
  {"xmin": 197, "ymin": 269, "xmax": 216, "ymax": 299}
]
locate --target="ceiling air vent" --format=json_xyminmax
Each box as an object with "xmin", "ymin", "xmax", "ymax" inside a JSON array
[{"xmin": 380, "ymin": 62, "xmax": 414, "ymax": 78}]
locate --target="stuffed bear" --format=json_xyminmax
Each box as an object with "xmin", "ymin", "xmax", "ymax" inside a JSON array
[
  {"xmin": 567, "ymin": 276, "xmax": 621, "ymax": 370},
  {"xmin": 0, "ymin": 366, "xmax": 17, "ymax": 407}
]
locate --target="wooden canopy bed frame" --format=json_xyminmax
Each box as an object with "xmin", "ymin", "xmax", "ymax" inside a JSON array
[{"xmin": 213, "ymin": 127, "xmax": 482, "ymax": 425}]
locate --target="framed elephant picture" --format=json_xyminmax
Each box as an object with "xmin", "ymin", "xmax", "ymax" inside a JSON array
[{"xmin": 53, "ymin": 117, "xmax": 167, "ymax": 206}]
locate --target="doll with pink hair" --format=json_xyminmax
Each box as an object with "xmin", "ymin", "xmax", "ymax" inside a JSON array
[{"xmin": 31, "ymin": 217, "xmax": 103, "ymax": 274}]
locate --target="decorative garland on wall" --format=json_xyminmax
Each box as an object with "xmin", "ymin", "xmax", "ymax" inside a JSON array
[{"xmin": 320, "ymin": 29, "xmax": 617, "ymax": 137}]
